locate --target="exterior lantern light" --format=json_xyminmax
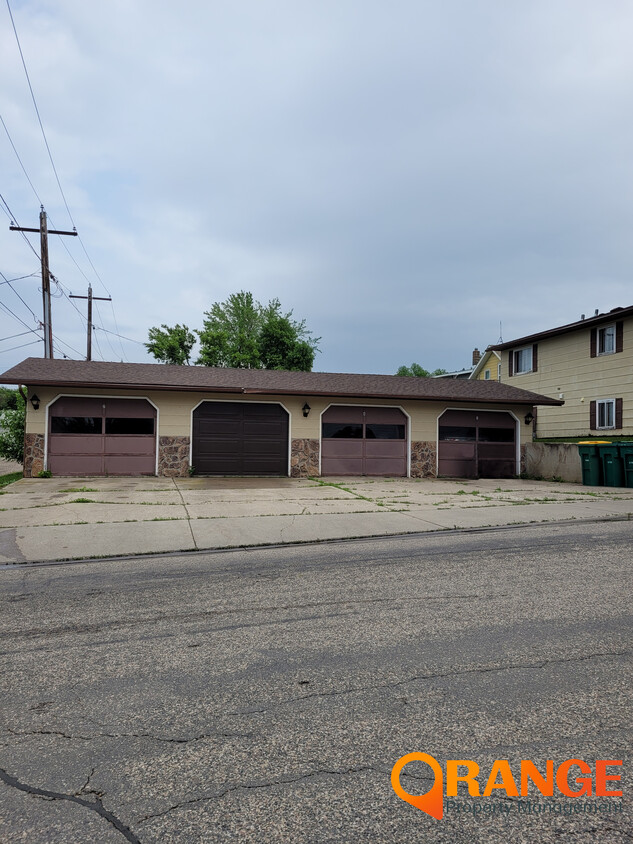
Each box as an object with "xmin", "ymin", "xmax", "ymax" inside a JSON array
[
  {"xmin": 30, "ymin": 394, "xmax": 40, "ymax": 411},
  {"xmin": 302, "ymin": 402, "xmax": 311, "ymax": 418},
  {"xmin": 524, "ymin": 411, "xmax": 534, "ymax": 426}
]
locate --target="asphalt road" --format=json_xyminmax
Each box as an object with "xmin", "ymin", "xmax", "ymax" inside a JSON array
[{"xmin": 0, "ymin": 522, "xmax": 631, "ymax": 843}]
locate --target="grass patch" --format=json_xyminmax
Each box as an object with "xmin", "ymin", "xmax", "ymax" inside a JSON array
[
  {"xmin": 0, "ymin": 471, "xmax": 22, "ymax": 489},
  {"xmin": 69, "ymin": 498, "xmax": 95, "ymax": 504},
  {"xmin": 59, "ymin": 486, "xmax": 99, "ymax": 493}
]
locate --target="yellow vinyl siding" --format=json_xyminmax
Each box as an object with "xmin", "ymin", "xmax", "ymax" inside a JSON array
[{"xmin": 502, "ymin": 317, "xmax": 633, "ymax": 437}]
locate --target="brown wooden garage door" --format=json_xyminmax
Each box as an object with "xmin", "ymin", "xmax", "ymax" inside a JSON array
[
  {"xmin": 192, "ymin": 402, "xmax": 289, "ymax": 475},
  {"xmin": 48, "ymin": 397, "xmax": 156, "ymax": 475},
  {"xmin": 321, "ymin": 406, "xmax": 407, "ymax": 476},
  {"xmin": 438, "ymin": 410, "xmax": 516, "ymax": 479}
]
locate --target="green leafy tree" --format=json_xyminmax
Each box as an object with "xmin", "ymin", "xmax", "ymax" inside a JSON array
[
  {"xmin": 0, "ymin": 390, "xmax": 25, "ymax": 463},
  {"xmin": 145, "ymin": 324, "xmax": 195, "ymax": 365},
  {"xmin": 0, "ymin": 387, "xmax": 19, "ymax": 411},
  {"xmin": 397, "ymin": 363, "xmax": 448, "ymax": 377},
  {"xmin": 197, "ymin": 291, "xmax": 319, "ymax": 371}
]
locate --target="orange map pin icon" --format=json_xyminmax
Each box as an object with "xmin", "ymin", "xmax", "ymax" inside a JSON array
[{"xmin": 391, "ymin": 752, "xmax": 444, "ymax": 819}]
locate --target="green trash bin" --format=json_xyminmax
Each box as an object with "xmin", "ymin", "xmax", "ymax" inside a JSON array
[
  {"xmin": 599, "ymin": 444, "xmax": 625, "ymax": 487},
  {"xmin": 618, "ymin": 443, "xmax": 633, "ymax": 488},
  {"xmin": 577, "ymin": 442, "xmax": 604, "ymax": 486}
]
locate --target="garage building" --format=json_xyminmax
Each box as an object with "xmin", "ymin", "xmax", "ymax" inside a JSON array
[{"xmin": 0, "ymin": 358, "xmax": 562, "ymax": 479}]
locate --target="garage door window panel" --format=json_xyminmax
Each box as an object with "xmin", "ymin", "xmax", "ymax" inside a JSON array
[
  {"xmin": 323, "ymin": 423, "xmax": 363, "ymax": 438},
  {"xmin": 51, "ymin": 416, "xmax": 101, "ymax": 434},
  {"xmin": 365, "ymin": 424, "xmax": 405, "ymax": 439},
  {"xmin": 105, "ymin": 418, "xmax": 155, "ymax": 435}
]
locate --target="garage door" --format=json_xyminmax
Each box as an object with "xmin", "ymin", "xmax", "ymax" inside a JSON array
[
  {"xmin": 192, "ymin": 402, "xmax": 289, "ymax": 475},
  {"xmin": 321, "ymin": 406, "xmax": 407, "ymax": 476},
  {"xmin": 438, "ymin": 410, "xmax": 516, "ymax": 479},
  {"xmin": 48, "ymin": 397, "xmax": 156, "ymax": 475}
]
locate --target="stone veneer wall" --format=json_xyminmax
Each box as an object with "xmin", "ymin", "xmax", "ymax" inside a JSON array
[
  {"xmin": 520, "ymin": 444, "xmax": 527, "ymax": 476},
  {"xmin": 410, "ymin": 441, "xmax": 437, "ymax": 478},
  {"xmin": 23, "ymin": 433, "xmax": 45, "ymax": 477},
  {"xmin": 159, "ymin": 436, "xmax": 190, "ymax": 477},
  {"xmin": 291, "ymin": 438, "xmax": 320, "ymax": 478}
]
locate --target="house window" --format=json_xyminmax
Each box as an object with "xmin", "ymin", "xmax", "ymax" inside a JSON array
[
  {"xmin": 598, "ymin": 324, "xmax": 616, "ymax": 355},
  {"xmin": 513, "ymin": 346, "xmax": 533, "ymax": 374},
  {"xmin": 597, "ymin": 399, "xmax": 615, "ymax": 429},
  {"xmin": 497, "ymin": 363, "xmax": 502, "ymax": 381},
  {"xmin": 484, "ymin": 369, "xmax": 491, "ymax": 380}
]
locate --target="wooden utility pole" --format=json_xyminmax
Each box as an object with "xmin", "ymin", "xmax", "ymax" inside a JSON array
[
  {"xmin": 10, "ymin": 206, "xmax": 78, "ymax": 359},
  {"xmin": 69, "ymin": 285, "xmax": 111, "ymax": 360}
]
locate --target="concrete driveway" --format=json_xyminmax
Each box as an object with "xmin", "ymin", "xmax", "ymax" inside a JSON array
[{"xmin": 1, "ymin": 475, "xmax": 632, "ymax": 564}]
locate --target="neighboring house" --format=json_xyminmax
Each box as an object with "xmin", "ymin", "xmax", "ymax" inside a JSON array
[
  {"xmin": 0, "ymin": 357, "xmax": 561, "ymax": 480},
  {"xmin": 432, "ymin": 348, "xmax": 483, "ymax": 380},
  {"xmin": 490, "ymin": 306, "xmax": 633, "ymax": 439},
  {"xmin": 470, "ymin": 349, "xmax": 502, "ymax": 382}
]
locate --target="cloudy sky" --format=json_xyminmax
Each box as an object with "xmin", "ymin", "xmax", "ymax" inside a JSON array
[{"xmin": 1, "ymin": 0, "xmax": 632, "ymax": 376}]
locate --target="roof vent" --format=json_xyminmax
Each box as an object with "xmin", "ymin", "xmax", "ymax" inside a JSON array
[
  {"xmin": 580, "ymin": 314, "xmax": 585, "ymax": 320},
  {"xmin": 594, "ymin": 309, "xmax": 599, "ymax": 316}
]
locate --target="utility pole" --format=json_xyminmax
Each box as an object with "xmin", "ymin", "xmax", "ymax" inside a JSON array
[
  {"xmin": 69, "ymin": 285, "xmax": 111, "ymax": 360},
  {"xmin": 10, "ymin": 206, "xmax": 78, "ymax": 359}
]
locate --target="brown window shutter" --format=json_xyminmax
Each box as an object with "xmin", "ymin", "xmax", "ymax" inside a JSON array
[
  {"xmin": 616, "ymin": 321, "xmax": 623, "ymax": 353},
  {"xmin": 615, "ymin": 398, "xmax": 623, "ymax": 429},
  {"xmin": 508, "ymin": 351, "xmax": 513, "ymax": 377},
  {"xmin": 532, "ymin": 343, "xmax": 538, "ymax": 373},
  {"xmin": 590, "ymin": 328, "xmax": 597, "ymax": 357},
  {"xmin": 589, "ymin": 400, "xmax": 596, "ymax": 430}
]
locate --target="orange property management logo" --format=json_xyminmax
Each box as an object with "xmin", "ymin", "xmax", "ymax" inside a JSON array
[{"xmin": 391, "ymin": 753, "xmax": 623, "ymax": 820}]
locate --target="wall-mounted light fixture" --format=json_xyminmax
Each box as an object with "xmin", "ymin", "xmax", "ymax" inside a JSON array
[
  {"xmin": 30, "ymin": 394, "xmax": 40, "ymax": 411},
  {"xmin": 302, "ymin": 402, "xmax": 311, "ymax": 418},
  {"xmin": 524, "ymin": 411, "xmax": 534, "ymax": 426}
]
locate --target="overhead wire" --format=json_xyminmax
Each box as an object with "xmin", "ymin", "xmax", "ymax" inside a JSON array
[
  {"xmin": 0, "ymin": 339, "xmax": 41, "ymax": 353},
  {"xmin": 4, "ymin": 0, "xmax": 129, "ymax": 361}
]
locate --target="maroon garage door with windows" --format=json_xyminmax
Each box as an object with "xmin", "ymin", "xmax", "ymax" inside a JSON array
[
  {"xmin": 192, "ymin": 401, "xmax": 289, "ymax": 476},
  {"xmin": 48, "ymin": 397, "xmax": 156, "ymax": 475},
  {"xmin": 321, "ymin": 406, "xmax": 407, "ymax": 476},
  {"xmin": 438, "ymin": 410, "xmax": 516, "ymax": 479}
]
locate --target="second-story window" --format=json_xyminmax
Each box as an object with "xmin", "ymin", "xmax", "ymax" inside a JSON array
[
  {"xmin": 598, "ymin": 324, "xmax": 616, "ymax": 355},
  {"xmin": 513, "ymin": 346, "xmax": 533, "ymax": 374}
]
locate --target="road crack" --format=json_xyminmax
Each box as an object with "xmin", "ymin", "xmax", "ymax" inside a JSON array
[
  {"xmin": 172, "ymin": 478, "xmax": 197, "ymax": 550},
  {"xmin": 228, "ymin": 649, "xmax": 631, "ymax": 715},
  {"xmin": 138, "ymin": 764, "xmax": 383, "ymax": 823},
  {"xmin": 0, "ymin": 766, "xmax": 140, "ymax": 843}
]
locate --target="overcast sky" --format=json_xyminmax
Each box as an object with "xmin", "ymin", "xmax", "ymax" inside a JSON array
[{"xmin": 1, "ymin": 1, "xmax": 632, "ymax": 377}]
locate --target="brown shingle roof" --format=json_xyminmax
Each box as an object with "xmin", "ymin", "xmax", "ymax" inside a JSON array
[{"xmin": 0, "ymin": 357, "xmax": 563, "ymax": 406}]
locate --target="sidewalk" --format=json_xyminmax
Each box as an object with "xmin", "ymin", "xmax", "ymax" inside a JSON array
[{"xmin": 1, "ymin": 475, "xmax": 632, "ymax": 564}]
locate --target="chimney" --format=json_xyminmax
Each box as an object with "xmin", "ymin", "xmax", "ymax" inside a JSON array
[{"xmin": 472, "ymin": 348, "xmax": 481, "ymax": 365}]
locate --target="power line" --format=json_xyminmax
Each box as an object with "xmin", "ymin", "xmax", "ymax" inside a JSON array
[
  {"xmin": 0, "ymin": 272, "xmax": 38, "ymax": 284},
  {"xmin": 0, "ymin": 298, "xmax": 41, "ymax": 334},
  {"xmin": 0, "ymin": 112, "xmax": 43, "ymax": 205},
  {"xmin": 93, "ymin": 325, "xmax": 145, "ymax": 345},
  {"xmin": 0, "ymin": 339, "xmax": 41, "ymax": 353},
  {"xmin": 5, "ymin": 0, "xmax": 75, "ymax": 228},
  {"xmin": 1, "ymin": 329, "xmax": 37, "ymax": 342},
  {"xmin": 4, "ymin": 2, "xmax": 128, "ymax": 360}
]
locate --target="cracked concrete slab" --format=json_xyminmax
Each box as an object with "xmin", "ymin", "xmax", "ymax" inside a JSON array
[{"xmin": 1, "ymin": 475, "xmax": 632, "ymax": 563}]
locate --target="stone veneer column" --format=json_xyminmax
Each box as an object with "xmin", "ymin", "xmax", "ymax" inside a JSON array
[
  {"xmin": 520, "ymin": 443, "xmax": 527, "ymax": 476},
  {"xmin": 291, "ymin": 438, "xmax": 320, "ymax": 477},
  {"xmin": 158, "ymin": 436, "xmax": 190, "ymax": 477},
  {"xmin": 23, "ymin": 433, "xmax": 45, "ymax": 477},
  {"xmin": 410, "ymin": 441, "xmax": 437, "ymax": 478}
]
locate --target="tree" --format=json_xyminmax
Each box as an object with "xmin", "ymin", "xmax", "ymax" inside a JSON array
[
  {"xmin": 0, "ymin": 390, "xmax": 25, "ymax": 463},
  {"xmin": 196, "ymin": 291, "xmax": 319, "ymax": 371},
  {"xmin": 145, "ymin": 324, "xmax": 195, "ymax": 365},
  {"xmin": 0, "ymin": 387, "xmax": 19, "ymax": 411},
  {"xmin": 397, "ymin": 363, "xmax": 448, "ymax": 377}
]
